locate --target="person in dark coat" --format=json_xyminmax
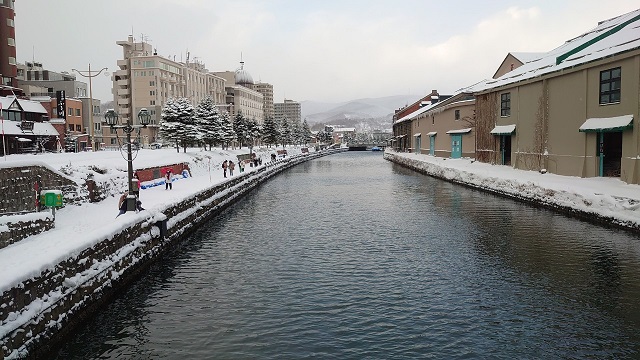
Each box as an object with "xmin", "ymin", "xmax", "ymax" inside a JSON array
[
  {"xmin": 229, "ymin": 161, "xmax": 235, "ymax": 176},
  {"xmin": 222, "ymin": 160, "xmax": 228, "ymax": 178}
]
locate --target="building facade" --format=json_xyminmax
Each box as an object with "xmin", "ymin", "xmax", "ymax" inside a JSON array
[
  {"xmin": 0, "ymin": 0, "xmax": 17, "ymax": 91},
  {"xmin": 17, "ymin": 62, "xmax": 88, "ymax": 98},
  {"xmin": 213, "ymin": 60, "xmax": 264, "ymax": 122},
  {"xmin": 254, "ymin": 82, "xmax": 274, "ymax": 120},
  {"xmin": 274, "ymin": 99, "xmax": 301, "ymax": 123},
  {"xmin": 474, "ymin": 9, "xmax": 640, "ymax": 184}
]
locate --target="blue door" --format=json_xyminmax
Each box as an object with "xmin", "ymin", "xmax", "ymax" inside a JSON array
[
  {"xmin": 451, "ymin": 134, "xmax": 462, "ymax": 158},
  {"xmin": 429, "ymin": 136, "xmax": 435, "ymax": 156},
  {"xmin": 414, "ymin": 136, "xmax": 421, "ymax": 154}
]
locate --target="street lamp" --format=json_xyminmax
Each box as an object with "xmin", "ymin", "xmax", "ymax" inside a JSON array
[
  {"xmin": 72, "ymin": 64, "xmax": 108, "ymax": 151},
  {"xmin": 104, "ymin": 108, "xmax": 151, "ymax": 211}
]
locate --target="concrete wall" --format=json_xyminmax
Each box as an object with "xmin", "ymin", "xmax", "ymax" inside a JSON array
[{"xmin": 0, "ymin": 149, "xmax": 344, "ymax": 359}]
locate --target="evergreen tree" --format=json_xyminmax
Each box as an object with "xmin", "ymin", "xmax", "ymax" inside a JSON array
[
  {"xmin": 233, "ymin": 111, "xmax": 248, "ymax": 148},
  {"xmin": 279, "ymin": 118, "xmax": 292, "ymax": 147},
  {"xmin": 261, "ymin": 116, "xmax": 278, "ymax": 147},
  {"xmin": 301, "ymin": 119, "xmax": 313, "ymax": 146},
  {"xmin": 194, "ymin": 97, "xmax": 220, "ymax": 150},
  {"xmin": 290, "ymin": 121, "xmax": 302, "ymax": 146},
  {"xmin": 160, "ymin": 97, "xmax": 197, "ymax": 152},
  {"xmin": 246, "ymin": 118, "xmax": 261, "ymax": 149},
  {"xmin": 220, "ymin": 110, "xmax": 236, "ymax": 149}
]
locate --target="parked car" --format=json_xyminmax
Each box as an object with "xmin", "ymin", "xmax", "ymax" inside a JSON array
[{"xmin": 149, "ymin": 142, "xmax": 163, "ymax": 149}]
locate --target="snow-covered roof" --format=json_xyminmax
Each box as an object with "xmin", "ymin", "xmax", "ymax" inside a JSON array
[
  {"xmin": 446, "ymin": 128, "xmax": 472, "ymax": 134},
  {"xmin": 332, "ymin": 127, "xmax": 356, "ymax": 133},
  {"xmin": 0, "ymin": 96, "xmax": 48, "ymax": 114},
  {"xmin": 510, "ymin": 52, "xmax": 546, "ymax": 64},
  {"xmin": 1, "ymin": 121, "xmax": 60, "ymax": 136},
  {"xmin": 490, "ymin": 124, "xmax": 516, "ymax": 135},
  {"xmin": 579, "ymin": 115, "xmax": 633, "ymax": 132},
  {"xmin": 394, "ymin": 101, "xmax": 438, "ymax": 125},
  {"xmin": 474, "ymin": 9, "xmax": 640, "ymax": 93}
]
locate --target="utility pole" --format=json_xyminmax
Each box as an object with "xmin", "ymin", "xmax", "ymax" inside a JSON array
[{"xmin": 72, "ymin": 64, "xmax": 108, "ymax": 150}]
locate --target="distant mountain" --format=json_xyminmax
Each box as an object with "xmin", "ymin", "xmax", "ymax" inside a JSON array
[{"xmin": 301, "ymin": 95, "xmax": 417, "ymax": 132}]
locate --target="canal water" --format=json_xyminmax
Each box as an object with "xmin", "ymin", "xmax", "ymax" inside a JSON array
[{"xmin": 54, "ymin": 152, "xmax": 640, "ymax": 359}]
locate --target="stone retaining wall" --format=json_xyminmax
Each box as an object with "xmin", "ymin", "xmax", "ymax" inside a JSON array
[
  {"xmin": 0, "ymin": 213, "xmax": 55, "ymax": 250},
  {"xmin": 0, "ymin": 166, "xmax": 77, "ymax": 214},
  {"xmin": 0, "ymin": 149, "xmax": 345, "ymax": 359}
]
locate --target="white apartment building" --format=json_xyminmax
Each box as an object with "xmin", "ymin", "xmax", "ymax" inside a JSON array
[
  {"xmin": 112, "ymin": 35, "xmax": 227, "ymax": 146},
  {"xmin": 274, "ymin": 99, "xmax": 301, "ymax": 123},
  {"xmin": 254, "ymin": 82, "xmax": 274, "ymax": 120}
]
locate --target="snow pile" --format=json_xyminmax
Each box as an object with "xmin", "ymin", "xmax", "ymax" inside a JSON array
[{"xmin": 386, "ymin": 151, "xmax": 640, "ymax": 229}]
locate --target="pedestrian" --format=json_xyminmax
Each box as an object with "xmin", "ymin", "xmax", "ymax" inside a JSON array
[
  {"xmin": 229, "ymin": 160, "xmax": 235, "ymax": 176},
  {"xmin": 116, "ymin": 191, "xmax": 144, "ymax": 217},
  {"xmin": 271, "ymin": 153, "xmax": 276, "ymax": 162},
  {"xmin": 133, "ymin": 172, "xmax": 141, "ymax": 197},
  {"xmin": 222, "ymin": 160, "xmax": 228, "ymax": 178},
  {"xmin": 239, "ymin": 161, "xmax": 245, "ymax": 173},
  {"xmin": 165, "ymin": 169, "xmax": 173, "ymax": 190},
  {"xmin": 251, "ymin": 152, "xmax": 258, "ymax": 167}
]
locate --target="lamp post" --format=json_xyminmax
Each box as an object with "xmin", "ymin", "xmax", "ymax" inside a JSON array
[
  {"xmin": 104, "ymin": 108, "xmax": 151, "ymax": 211},
  {"xmin": 72, "ymin": 64, "xmax": 108, "ymax": 151}
]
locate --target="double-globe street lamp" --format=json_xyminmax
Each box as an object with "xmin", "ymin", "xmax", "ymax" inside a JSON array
[{"xmin": 104, "ymin": 108, "xmax": 151, "ymax": 211}]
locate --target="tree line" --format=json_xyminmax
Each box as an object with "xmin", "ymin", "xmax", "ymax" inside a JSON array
[{"xmin": 158, "ymin": 97, "xmax": 314, "ymax": 153}]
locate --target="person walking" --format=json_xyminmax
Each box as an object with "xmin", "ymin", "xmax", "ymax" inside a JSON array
[
  {"xmin": 165, "ymin": 169, "xmax": 173, "ymax": 190},
  {"xmin": 222, "ymin": 160, "xmax": 228, "ymax": 178},
  {"xmin": 239, "ymin": 161, "xmax": 245, "ymax": 173},
  {"xmin": 229, "ymin": 160, "xmax": 235, "ymax": 176}
]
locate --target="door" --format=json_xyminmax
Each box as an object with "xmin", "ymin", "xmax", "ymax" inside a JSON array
[
  {"xmin": 500, "ymin": 135, "xmax": 512, "ymax": 165},
  {"xmin": 414, "ymin": 135, "xmax": 421, "ymax": 154},
  {"xmin": 451, "ymin": 134, "xmax": 462, "ymax": 159},
  {"xmin": 598, "ymin": 131, "xmax": 622, "ymax": 177},
  {"xmin": 429, "ymin": 136, "xmax": 435, "ymax": 156}
]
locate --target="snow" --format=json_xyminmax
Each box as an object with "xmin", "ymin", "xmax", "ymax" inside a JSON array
[
  {"xmin": 386, "ymin": 150, "xmax": 640, "ymax": 228},
  {"xmin": 0, "ymin": 146, "xmax": 309, "ymax": 294},
  {"xmin": 445, "ymin": 128, "xmax": 472, "ymax": 134},
  {"xmin": 490, "ymin": 124, "xmax": 517, "ymax": 135},
  {"xmin": 578, "ymin": 114, "xmax": 633, "ymax": 132}
]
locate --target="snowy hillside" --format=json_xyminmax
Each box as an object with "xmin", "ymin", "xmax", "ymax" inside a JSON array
[{"xmin": 301, "ymin": 95, "xmax": 417, "ymax": 127}]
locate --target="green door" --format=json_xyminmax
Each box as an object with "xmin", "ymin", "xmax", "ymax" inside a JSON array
[
  {"xmin": 451, "ymin": 134, "xmax": 462, "ymax": 159},
  {"xmin": 415, "ymin": 135, "xmax": 421, "ymax": 154},
  {"xmin": 598, "ymin": 132, "xmax": 604, "ymax": 177},
  {"xmin": 429, "ymin": 136, "xmax": 435, "ymax": 156}
]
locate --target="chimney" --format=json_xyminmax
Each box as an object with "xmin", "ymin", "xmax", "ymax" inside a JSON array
[{"xmin": 430, "ymin": 90, "xmax": 439, "ymax": 105}]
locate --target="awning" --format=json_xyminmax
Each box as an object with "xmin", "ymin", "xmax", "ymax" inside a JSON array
[
  {"xmin": 490, "ymin": 124, "xmax": 516, "ymax": 135},
  {"xmin": 413, "ymin": 133, "xmax": 421, "ymax": 137},
  {"xmin": 446, "ymin": 128, "xmax": 472, "ymax": 134},
  {"xmin": 427, "ymin": 131, "xmax": 437, "ymax": 137},
  {"xmin": 579, "ymin": 115, "xmax": 633, "ymax": 132}
]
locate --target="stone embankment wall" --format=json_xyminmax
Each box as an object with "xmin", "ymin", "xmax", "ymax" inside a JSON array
[
  {"xmin": 0, "ymin": 149, "xmax": 345, "ymax": 359},
  {"xmin": 0, "ymin": 165, "xmax": 77, "ymax": 214},
  {"xmin": 0, "ymin": 213, "xmax": 54, "ymax": 250},
  {"xmin": 384, "ymin": 151, "xmax": 640, "ymax": 233}
]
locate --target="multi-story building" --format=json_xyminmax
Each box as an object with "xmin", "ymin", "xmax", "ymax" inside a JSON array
[
  {"xmin": 17, "ymin": 62, "xmax": 88, "ymax": 98},
  {"xmin": 274, "ymin": 99, "xmax": 301, "ymax": 123},
  {"xmin": 112, "ymin": 35, "xmax": 228, "ymax": 147},
  {"xmin": 0, "ymin": 0, "xmax": 21, "ymax": 96},
  {"xmin": 213, "ymin": 60, "xmax": 264, "ymax": 123},
  {"xmin": 473, "ymin": 9, "xmax": 640, "ymax": 184},
  {"xmin": 254, "ymin": 82, "xmax": 274, "ymax": 120}
]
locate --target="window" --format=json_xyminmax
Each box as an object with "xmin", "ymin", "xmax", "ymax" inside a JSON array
[
  {"xmin": 75, "ymin": 109, "xmax": 80, "ymax": 116},
  {"xmin": 600, "ymin": 67, "xmax": 621, "ymax": 104},
  {"xmin": 111, "ymin": 138, "xmax": 117, "ymax": 145},
  {"xmin": 7, "ymin": 18, "xmax": 14, "ymax": 27},
  {"xmin": 150, "ymin": 81, "xmax": 155, "ymax": 86},
  {"xmin": 7, "ymin": 38, "xmax": 15, "ymax": 46},
  {"xmin": 8, "ymin": 57, "xmax": 16, "ymax": 65},
  {"xmin": 150, "ymin": 100, "xmax": 155, "ymax": 105},
  {"xmin": 455, "ymin": 110, "xmax": 460, "ymax": 120},
  {"xmin": 76, "ymin": 125, "xmax": 81, "ymax": 131},
  {"xmin": 501, "ymin": 93, "xmax": 511, "ymax": 116},
  {"xmin": 68, "ymin": 124, "xmax": 74, "ymax": 131},
  {"xmin": 68, "ymin": 107, "xmax": 73, "ymax": 116},
  {"xmin": 150, "ymin": 90, "xmax": 155, "ymax": 96}
]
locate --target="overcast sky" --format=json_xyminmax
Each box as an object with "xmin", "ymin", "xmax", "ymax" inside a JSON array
[{"xmin": 14, "ymin": 0, "xmax": 639, "ymax": 104}]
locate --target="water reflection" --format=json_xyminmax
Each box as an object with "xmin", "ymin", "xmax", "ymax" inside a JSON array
[{"xmin": 54, "ymin": 152, "xmax": 640, "ymax": 359}]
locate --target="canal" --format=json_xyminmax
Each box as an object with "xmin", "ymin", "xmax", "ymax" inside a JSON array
[{"xmin": 54, "ymin": 151, "xmax": 640, "ymax": 359}]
